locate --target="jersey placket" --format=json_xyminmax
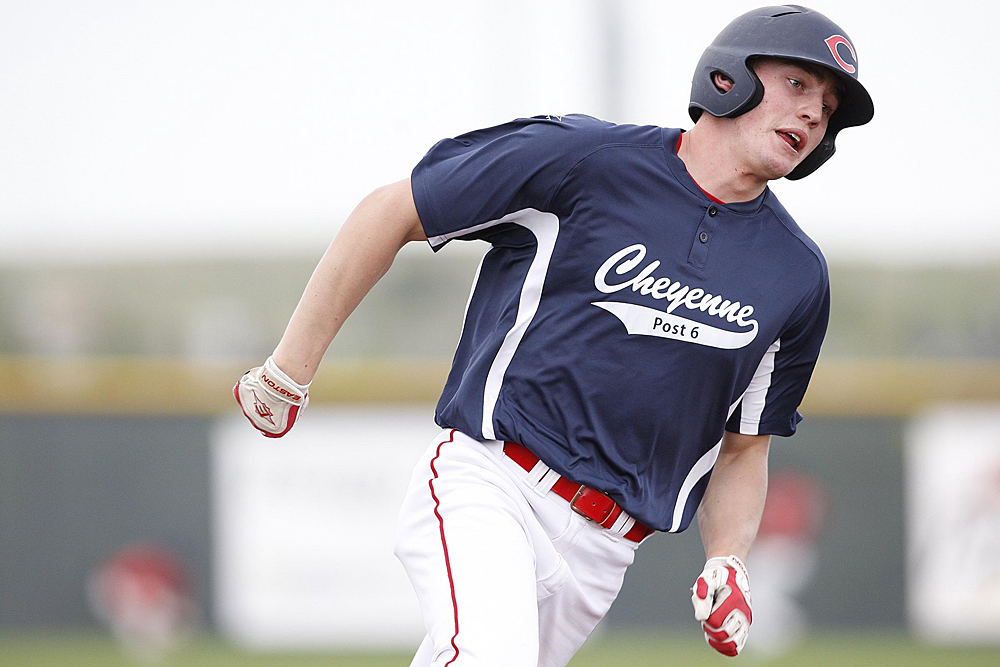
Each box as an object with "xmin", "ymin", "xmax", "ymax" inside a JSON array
[{"xmin": 687, "ymin": 204, "xmax": 722, "ymax": 269}]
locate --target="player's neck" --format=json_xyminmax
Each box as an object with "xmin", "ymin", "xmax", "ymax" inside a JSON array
[{"xmin": 677, "ymin": 125, "xmax": 769, "ymax": 203}]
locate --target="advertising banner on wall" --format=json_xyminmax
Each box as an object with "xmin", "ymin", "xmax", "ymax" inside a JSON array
[
  {"xmin": 213, "ymin": 406, "xmax": 442, "ymax": 649},
  {"xmin": 906, "ymin": 404, "xmax": 1000, "ymax": 644}
]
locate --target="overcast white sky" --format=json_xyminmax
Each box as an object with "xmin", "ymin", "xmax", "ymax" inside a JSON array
[{"xmin": 1, "ymin": 1, "xmax": 996, "ymax": 265}]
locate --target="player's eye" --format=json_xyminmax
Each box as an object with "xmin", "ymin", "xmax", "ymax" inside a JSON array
[{"xmin": 787, "ymin": 78, "xmax": 803, "ymax": 89}]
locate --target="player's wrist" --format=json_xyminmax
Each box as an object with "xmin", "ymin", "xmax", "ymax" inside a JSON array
[
  {"xmin": 704, "ymin": 554, "xmax": 747, "ymax": 572},
  {"xmin": 253, "ymin": 356, "xmax": 309, "ymax": 407},
  {"xmin": 268, "ymin": 348, "xmax": 315, "ymax": 388}
]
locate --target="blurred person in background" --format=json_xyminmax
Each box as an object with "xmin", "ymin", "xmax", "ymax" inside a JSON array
[
  {"xmin": 88, "ymin": 543, "xmax": 196, "ymax": 662},
  {"xmin": 745, "ymin": 471, "xmax": 828, "ymax": 656}
]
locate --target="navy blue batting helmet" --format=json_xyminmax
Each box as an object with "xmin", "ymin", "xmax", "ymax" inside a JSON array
[{"xmin": 689, "ymin": 5, "xmax": 874, "ymax": 179}]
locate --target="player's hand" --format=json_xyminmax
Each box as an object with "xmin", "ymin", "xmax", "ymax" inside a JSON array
[
  {"xmin": 233, "ymin": 356, "xmax": 310, "ymax": 438},
  {"xmin": 691, "ymin": 555, "xmax": 752, "ymax": 657}
]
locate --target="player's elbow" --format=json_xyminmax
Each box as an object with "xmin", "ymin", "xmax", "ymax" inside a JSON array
[
  {"xmin": 361, "ymin": 179, "xmax": 428, "ymax": 245},
  {"xmin": 720, "ymin": 431, "xmax": 771, "ymax": 458}
]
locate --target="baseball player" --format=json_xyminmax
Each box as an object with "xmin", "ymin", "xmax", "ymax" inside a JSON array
[{"xmin": 235, "ymin": 5, "xmax": 873, "ymax": 665}]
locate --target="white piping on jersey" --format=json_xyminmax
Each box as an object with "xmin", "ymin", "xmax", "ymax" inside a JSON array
[
  {"xmin": 668, "ymin": 394, "xmax": 744, "ymax": 533},
  {"xmin": 669, "ymin": 442, "xmax": 721, "ymax": 533},
  {"xmin": 467, "ymin": 209, "xmax": 560, "ymax": 440},
  {"xmin": 462, "ymin": 251, "xmax": 488, "ymax": 323},
  {"xmin": 441, "ymin": 251, "xmax": 487, "ymax": 421},
  {"xmin": 739, "ymin": 339, "xmax": 781, "ymax": 436},
  {"xmin": 428, "ymin": 217, "xmax": 510, "ymax": 250},
  {"xmin": 666, "ymin": 342, "xmax": 781, "ymax": 532}
]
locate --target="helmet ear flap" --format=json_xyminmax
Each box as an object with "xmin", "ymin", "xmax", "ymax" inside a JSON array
[
  {"xmin": 786, "ymin": 131, "xmax": 837, "ymax": 180},
  {"xmin": 689, "ymin": 56, "xmax": 766, "ymax": 123},
  {"xmin": 730, "ymin": 65, "xmax": 765, "ymax": 118}
]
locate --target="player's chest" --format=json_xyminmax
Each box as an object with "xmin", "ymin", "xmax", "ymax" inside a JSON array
[{"xmin": 545, "ymin": 201, "xmax": 809, "ymax": 354}]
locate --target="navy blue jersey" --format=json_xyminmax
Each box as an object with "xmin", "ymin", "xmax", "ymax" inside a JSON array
[{"xmin": 411, "ymin": 115, "xmax": 829, "ymax": 532}]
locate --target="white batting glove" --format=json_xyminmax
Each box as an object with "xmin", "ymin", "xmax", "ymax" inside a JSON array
[
  {"xmin": 233, "ymin": 356, "xmax": 310, "ymax": 438},
  {"xmin": 691, "ymin": 555, "xmax": 753, "ymax": 657}
]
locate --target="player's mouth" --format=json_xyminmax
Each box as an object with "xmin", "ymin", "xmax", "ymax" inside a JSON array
[{"xmin": 775, "ymin": 130, "xmax": 804, "ymax": 153}]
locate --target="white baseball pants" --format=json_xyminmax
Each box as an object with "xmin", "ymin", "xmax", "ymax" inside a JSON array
[{"xmin": 394, "ymin": 429, "xmax": 641, "ymax": 667}]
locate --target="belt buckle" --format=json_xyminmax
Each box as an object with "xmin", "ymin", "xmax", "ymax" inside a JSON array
[{"xmin": 570, "ymin": 486, "xmax": 616, "ymax": 525}]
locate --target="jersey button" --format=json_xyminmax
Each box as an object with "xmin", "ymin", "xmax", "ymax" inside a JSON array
[
  {"xmin": 708, "ymin": 206, "xmax": 718, "ymax": 217},
  {"xmin": 699, "ymin": 231, "xmax": 709, "ymax": 243}
]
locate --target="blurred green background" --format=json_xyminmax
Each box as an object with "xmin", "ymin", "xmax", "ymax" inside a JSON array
[{"xmin": 2, "ymin": 632, "xmax": 999, "ymax": 666}]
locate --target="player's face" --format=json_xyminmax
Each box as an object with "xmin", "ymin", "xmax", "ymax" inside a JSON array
[{"xmin": 731, "ymin": 60, "xmax": 840, "ymax": 180}]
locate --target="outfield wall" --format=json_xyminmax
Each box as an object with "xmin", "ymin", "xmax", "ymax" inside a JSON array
[{"xmin": 0, "ymin": 406, "xmax": 928, "ymax": 638}]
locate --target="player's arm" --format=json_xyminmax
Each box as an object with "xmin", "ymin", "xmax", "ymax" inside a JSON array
[
  {"xmin": 698, "ymin": 431, "xmax": 770, "ymax": 561},
  {"xmin": 272, "ymin": 178, "xmax": 427, "ymax": 384},
  {"xmin": 234, "ymin": 178, "xmax": 427, "ymax": 437},
  {"xmin": 690, "ymin": 431, "xmax": 770, "ymax": 656}
]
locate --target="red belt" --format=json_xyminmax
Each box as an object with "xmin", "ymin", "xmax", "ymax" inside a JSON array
[{"xmin": 503, "ymin": 441, "xmax": 653, "ymax": 543}]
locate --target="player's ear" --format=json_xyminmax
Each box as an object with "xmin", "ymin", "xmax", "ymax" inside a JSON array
[{"xmin": 712, "ymin": 71, "xmax": 735, "ymax": 93}]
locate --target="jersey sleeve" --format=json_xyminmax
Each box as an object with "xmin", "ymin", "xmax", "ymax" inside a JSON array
[
  {"xmin": 410, "ymin": 115, "xmax": 607, "ymax": 251},
  {"xmin": 726, "ymin": 273, "xmax": 831, "ymax": 437}
]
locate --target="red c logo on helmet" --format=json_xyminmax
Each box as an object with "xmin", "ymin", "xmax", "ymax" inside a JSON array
[{"xmin": 825, "ymin": 35, "xmax": 857, "ymax": 74}]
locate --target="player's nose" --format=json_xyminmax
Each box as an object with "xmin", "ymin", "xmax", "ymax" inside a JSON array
[{"xmin": 798, "ymin": 94, "xmax": 824, "ymax": 126}]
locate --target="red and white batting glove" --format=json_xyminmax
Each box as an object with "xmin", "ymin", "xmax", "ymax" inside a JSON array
[
  {"xmin": 691, "ymin": 555, "xmax": 753, "ymax": 657},
  {"xmin": 233, "ymin": 356, "xmax": 310, "ymax": 438}
]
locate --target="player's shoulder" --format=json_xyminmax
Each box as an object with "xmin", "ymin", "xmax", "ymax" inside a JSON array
[
  {"xmin": 761, "ymin": 191, "xmax": 829, "ymax": 279},
  {"xmin": 531, "ymin": 113, "xmax": 666, "ymax": 147},
  {"xmin": 457, "ymin": 114, "xmax": 665, "ymax": 155}
]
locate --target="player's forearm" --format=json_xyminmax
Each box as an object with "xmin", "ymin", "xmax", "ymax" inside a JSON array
[
  {"xmin": 272, "ymin": 178, "xmax": 426, "ymax": 385},
  {"xmin": 696, "ymin": 432, "xmax": 770, "ymax": 562}
]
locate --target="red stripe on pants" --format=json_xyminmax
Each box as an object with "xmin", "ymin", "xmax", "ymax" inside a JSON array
[{"xmin": 428, "ymin": 429, "xmax": 461, "ymax": 666}]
